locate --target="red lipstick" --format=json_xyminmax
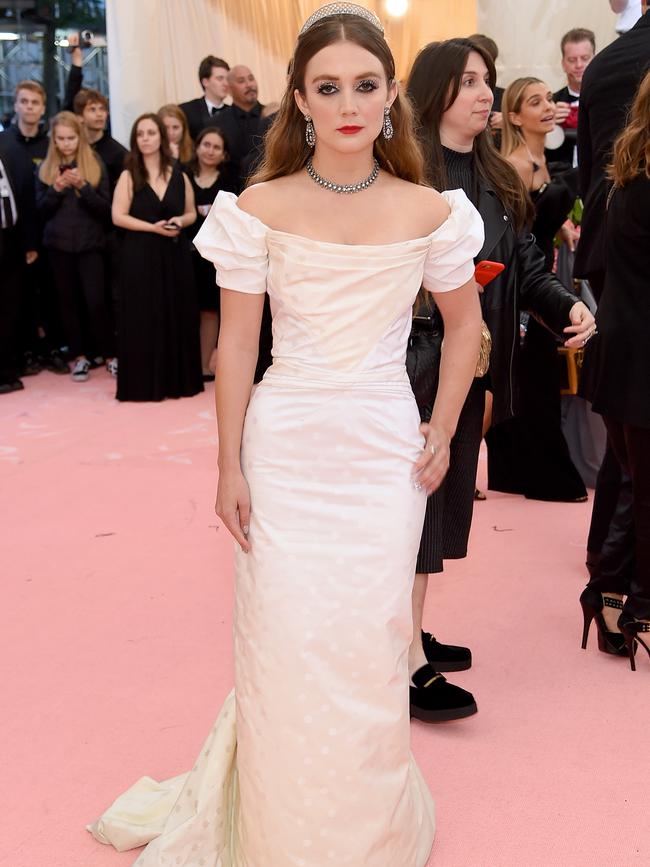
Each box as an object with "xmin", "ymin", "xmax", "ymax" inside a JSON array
[{"xmin": 337, "ymin": 125, "xmax": 363, "ymax": 134}]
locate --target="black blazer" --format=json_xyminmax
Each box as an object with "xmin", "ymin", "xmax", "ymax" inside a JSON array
[
  {"xmin": 472, "ymin": 182, "xmax": 577, "ymax": 426},
  {"xmin": 547, "ymin": 85, "xmax": 578, "ymax": 167},
  {"xmin": 0, "ymin": 133, "xmax": 37, "ymax": 251},
  {"xmin": 178, "ymin": 97, "xmax": 238, "ymax": 145},
  {"xmin": 575, "ymin": 12, "xmax": 650, "ymax": 280},
  {"xmin": 582, "ymin": 175, "xmax": 650, "ymax": 427}
]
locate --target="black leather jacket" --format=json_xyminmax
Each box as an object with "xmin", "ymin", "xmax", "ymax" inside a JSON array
[{"xmin": 410, "ymin": 180, "xmax": 578, "ymax": 427}]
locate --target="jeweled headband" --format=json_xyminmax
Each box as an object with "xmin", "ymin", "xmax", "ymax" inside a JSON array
[{"xmin": 300, "ymin": 3, "xmax": 385, "ymax": 37}]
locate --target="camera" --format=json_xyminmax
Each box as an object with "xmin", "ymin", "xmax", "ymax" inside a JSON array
[{"xmin": 67, "ymin": 30, "xmax": 93, "ymax": 51}]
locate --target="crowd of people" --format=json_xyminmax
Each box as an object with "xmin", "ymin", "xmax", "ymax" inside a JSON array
[{"xmin": 0, "ymin": 50, "xmax": 272, "ymax": 401}]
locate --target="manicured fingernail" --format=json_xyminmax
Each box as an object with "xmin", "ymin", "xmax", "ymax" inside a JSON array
[{"xmin": 243, "ymin": 525, "xmax": 249, "ymax": 535}]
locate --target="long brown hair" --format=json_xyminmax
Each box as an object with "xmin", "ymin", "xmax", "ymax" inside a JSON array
[
  {"xmin": 608, "ymin": 68, "xmax": 650, "ymax": 186},
  {"xmin": 125, "ymin": 113, "xmax": 174, "ymax": 192},
  {"xmin": 157, "ymin": 103, "xmax": 193, "ymax": 164},
  {"xmin": 250, "ymin": 14, "xmax": 424, "ymax": 186},
  {"xmin": 407, "ymin": 38, "xmax": 532, "ymax": 232},
  {"xmin": 500, "ymin": 77, "xmax": 545, "ymax": 159},
  {"xmin": 39, "ymin": 111, "xmax": 102, "ymax": 187}
]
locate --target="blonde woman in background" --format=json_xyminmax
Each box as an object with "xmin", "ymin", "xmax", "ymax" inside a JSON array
[
  {"xmin": 488, "ymin": 77, "xmax": 588, "ymax": 502},
  {"xmin": 157, "ymin": 104, "xmax": 193, "ymax": 164},
  {"xmin": 36, "ymin": 111, "xmax": 114, "ymax": 382}
]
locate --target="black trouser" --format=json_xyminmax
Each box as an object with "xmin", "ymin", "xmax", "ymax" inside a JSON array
[
  {"xmin": 48, "ymin": 249, "xmax": 114, "ymax": 360},
  {"xmin": 592, "ymin": 417, "xmax": 650, "ymax": 620},
  {"xmin": 0, "ymin": 226, "xmax": 23, "ymax": 384}
]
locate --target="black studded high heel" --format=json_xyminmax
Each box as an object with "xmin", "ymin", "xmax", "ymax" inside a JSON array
[
  {"xmin": 579, "ymin": 585, "xmax": 628, "ymax": 656},
  {"xmin": 618, "ymin": 615, "xmax": 650, "ymax": 671}
]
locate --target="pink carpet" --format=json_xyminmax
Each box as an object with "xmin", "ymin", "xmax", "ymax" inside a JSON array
[{"xmin": 1, "ymin": 369, "xmax": 648, "ymax": 867}]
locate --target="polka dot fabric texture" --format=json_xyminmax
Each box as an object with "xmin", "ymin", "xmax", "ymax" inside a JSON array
[{"xmin": 88, "ymin": 189, "xmax": 483, "ymax": 865}]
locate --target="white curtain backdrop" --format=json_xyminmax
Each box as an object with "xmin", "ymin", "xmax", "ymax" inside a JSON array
[
  {"xmin": 477, "ymin": 0, "xmax": 619, "ymax": 91},
  {"xmin": 106, "ymin": 0, "xmax": 621, "ymax": 146}
]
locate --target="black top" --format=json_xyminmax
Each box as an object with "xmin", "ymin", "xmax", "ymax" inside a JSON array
[
  {"xmin": 0, "ymin": 133, "xmax": 37, "ymax": 250},
  {"xmin": 442, "ymin": 147, "xmax": 478, "ymax": 206},
  {"xmin": 229, "ymin": 101, "xmax": 265, "ymax": 166},
  {"xmin": 178, "ymin": 97, "xmax": 239, "ymax": 147},
  {"xmin": 548, "ymin": 85, "xmax": 579, "ymax": 167},
  {"xmin": 188, "ymin": 163, "xmax": 239, "ymax": 231},
  {"xmin": 575, "ymin": 11, "xmax": 650, "ymax": 279},
  {"xmin": 0, "ymin": 124, "xmax": 48, "ymax": 172},
  {"xmin": 583, "ymin": 174, "xmax": 650, "ymax": 427},
  {"xmin": 530, "ymin": 164, "xmax": 578, "ymax": 270},
  {"xmin": 93, "ymin": 134, "xmax": 127, "ymax": 194},
  {"xmin": 35, "ymin": 162, "xmax": 111, "ymax": 252}
]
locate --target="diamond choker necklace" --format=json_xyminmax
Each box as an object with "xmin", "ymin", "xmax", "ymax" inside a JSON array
[{"xmin": 306, "ymin": 157, "xmax": 380, "ymax": 194}]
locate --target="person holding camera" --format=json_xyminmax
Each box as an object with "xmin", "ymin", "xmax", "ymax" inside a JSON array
[
  {"xmin": 36, "ymin": 111, "xmax": 114, "ymax": 382},
  {"xmin": 111, "ymin": 113, "xmax": 202, "ymax": 402},
  {"xmin": 66, "ymin": 34, "xmax": 127, "ymax": 195}
]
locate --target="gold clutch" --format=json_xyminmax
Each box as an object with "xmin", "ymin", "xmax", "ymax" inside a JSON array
[
  {"xmin": 475, "ymin": 320, "xmax": 492, "ymax": 378},
  {"xmin": 557, "ymin": 346, "xmax": 584, "ymax": 395}
]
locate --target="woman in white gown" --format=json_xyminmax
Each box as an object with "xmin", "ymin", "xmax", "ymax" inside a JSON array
[{"xmin": 88, "ymin": 5, "xmax": 484, "ymax": 865}]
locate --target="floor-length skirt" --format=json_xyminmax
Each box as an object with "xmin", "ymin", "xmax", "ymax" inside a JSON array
[{"xmin": 89, "ymin": 371, "xmax": 435, "ymax": 866}]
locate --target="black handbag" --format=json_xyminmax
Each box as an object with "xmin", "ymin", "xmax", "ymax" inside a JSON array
[{"xmin": 406, "ymin": 314, "xmax": 443, "ymax": 423}]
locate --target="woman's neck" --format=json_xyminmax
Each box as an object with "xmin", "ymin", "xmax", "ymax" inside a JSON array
[
  {"xmin": 439, "ymin": 127, "xmax": 474, "ymax": 154},
  {"xmin": 310, "ymin": 145, "xmax": 376, "ymax": 183},
  {"xmin": 143, "ymin": 152, "xmax": 162, "ymax": 178},
  {"xmin": 521, "ymin": 129, "xmax": 546, "ymax": 162}
]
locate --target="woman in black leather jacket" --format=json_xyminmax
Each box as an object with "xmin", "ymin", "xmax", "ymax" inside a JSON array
[{"xmin": 404, "ymin": 38, "xmax": 596, "ymax": 723}]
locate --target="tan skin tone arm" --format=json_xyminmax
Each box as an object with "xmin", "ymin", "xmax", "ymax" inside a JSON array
[{"xmin": 112, "ymin": 170, "xmax": 195, "ymax": 236}]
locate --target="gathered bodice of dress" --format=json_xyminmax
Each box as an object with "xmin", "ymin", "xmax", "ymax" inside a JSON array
[{"xmin": 194, "ymin": 189, "xmax": 483, "ymax": 384}]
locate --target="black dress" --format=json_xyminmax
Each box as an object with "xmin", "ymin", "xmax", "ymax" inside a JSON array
[
  {"xmin": 116, "ymin": 166, "xmax": 203, "ymax": 402},
  {"xmin": 487, "ymin": 165, "xmax": 588, "ymax": 501},
  {"xmin": 188, "ymin": 165, "xmax": 238, "ymax": 312}
]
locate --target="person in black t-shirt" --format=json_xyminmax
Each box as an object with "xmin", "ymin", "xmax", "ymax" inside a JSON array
[{"xmin": 72, "ymin": 88, "xmax": 127, "ymax": 195}]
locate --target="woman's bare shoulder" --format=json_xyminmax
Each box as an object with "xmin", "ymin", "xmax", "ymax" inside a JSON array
[
  {"xmin": 236, "ymin": 175, "xmax": 301, "ymax": 225},
  {"xmin": 386, "ymin": 177, "xmax": 452, "ymax": 235}
]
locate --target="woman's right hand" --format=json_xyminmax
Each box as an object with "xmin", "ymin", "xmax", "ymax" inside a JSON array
[
  {"xmin": 152, "ymin": 219, "xmax": 180, "ymax": 237},
  {"xmin": 216, "ymin": 468, "xmax": 251, "ymax": 553}
]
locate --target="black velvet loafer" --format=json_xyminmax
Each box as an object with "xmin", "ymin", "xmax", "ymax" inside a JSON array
[
  {"xmin": 422, "ymin": 630, "xmax": 472, "ymax": 672},
  {"xmin": 410, "ymin": 664, "xmax": 478, "ymax": 722}
]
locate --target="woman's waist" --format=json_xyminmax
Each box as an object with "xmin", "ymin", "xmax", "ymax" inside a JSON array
[{"xmin": 261, "ymin": 358, "xmax": 413, "ymax": 393}]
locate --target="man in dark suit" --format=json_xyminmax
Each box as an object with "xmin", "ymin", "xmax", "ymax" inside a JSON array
[
  {"xmin": 179, "ymin": 55, "xmax": 237, "ymax": 143},
  {"xmin": 227, "ymin": 65, "xmax": 266, "ymax": 167},
  {"xmin": 550, "ymin": 28, "xmax": 596, "ymax": 167},
  {"xmin": 575, "ymin": 7, "xmax": 649, "ymax": 297},
  {"xmin": 0, "ymin": 136, "xmax": 38, "ymax": 393}
]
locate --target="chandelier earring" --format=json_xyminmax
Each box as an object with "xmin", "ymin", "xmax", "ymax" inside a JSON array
[
  {"xmin": 304, "ymin": 114, "xmax": 316, "ymax": 148},
  {"xmin": 382, "ymin": 106, "xmax": 394, "ymax": 141}
]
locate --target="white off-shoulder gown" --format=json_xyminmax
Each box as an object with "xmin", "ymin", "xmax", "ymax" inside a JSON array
[{"xmin": 88, "ymin": 190, "xmax": 484, "ymax": 866}]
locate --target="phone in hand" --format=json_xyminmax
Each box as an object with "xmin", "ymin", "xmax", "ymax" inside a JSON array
[
  {"xmin": 474, "ymin": 260, "xmax": 505, "ymax": 287},
  {"xmin": 162, "ymin": 221, "xmax": 179, "ymax": 230},
  {"xmin": 59, "ymin": 161, "xmax": 77, "ymax": 173}
]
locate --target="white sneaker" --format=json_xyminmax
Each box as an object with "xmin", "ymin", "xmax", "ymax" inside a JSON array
[
  {"xmin": 71, "ymin": 358, "xmax": 91, "ymax": 382},
  {"xmin": 106, "ymin": 358, "xmax": 118, "ymax": 377}
]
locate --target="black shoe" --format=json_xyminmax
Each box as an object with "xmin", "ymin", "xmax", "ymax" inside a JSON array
[
  {"xmin": 409, "ymin": 664, "xmax": 477, "ymax": 722},
  {"xmin": 0, "ymin": 379, "xmax": 25, "ymax": 394},
  {"xmin": 44, "ymin": 349, "xmax": 69, "ymax": 375},
  {"xmin": 21, "ymin": 352, "xmax": 42, "ymax": 376},
  {"xmin": 421, "ymin": 630, "xmax": 472, "ymax": 672},
  {"xmin": 618, "ymin": 613, "xmax": 650, "ymax": 672},
  {"xmin": 579, "ymin": 585, "xmax": 628, "ymax": 656}
]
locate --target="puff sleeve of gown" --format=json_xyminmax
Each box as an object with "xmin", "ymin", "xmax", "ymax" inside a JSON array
[
  {"xmin": 193, "ymin": 190, "xmax": 268, "ymax": 295},
  {"xmin": 422, "ymin": 189, "xmax": 484, "ymax": 294}
]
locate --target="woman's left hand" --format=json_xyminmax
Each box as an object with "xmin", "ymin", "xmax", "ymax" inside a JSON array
[
  {"xmin": 563, "ymin": 301, "xmax": 596, "ymax": 348},
  {"xmin": 64, "ymin": 168, "xmax": 86, "ymax": 189},
  {"xmin": 412, "ymin": 423, "xmax": 451, "ymax": 495}
]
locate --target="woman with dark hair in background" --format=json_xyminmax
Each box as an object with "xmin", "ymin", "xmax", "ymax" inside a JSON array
[
  {"xmin": 36, "ymin": 111, "xmax": 114, "ymax": 382},
  {"xmin": 580, "ymin": 68, "xmax": 650, "ymax": 665},
  {"xmin": 111, "ymin": 112, "xmax": 202, "ymax": 402},
  {"xmin": 157, "ymin": 104, "xmax": 193, "ymax": 164},
  {"xmin": 186, "ymin": 126, "xmax": 239, "ymax": 380},
  {"xmin": 405, "ymin": 38, "xmax": 595, "ymax": 722},
  {"xmin": 492, "ymin": 77, "xmax": 587, "ymax": 503}
]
